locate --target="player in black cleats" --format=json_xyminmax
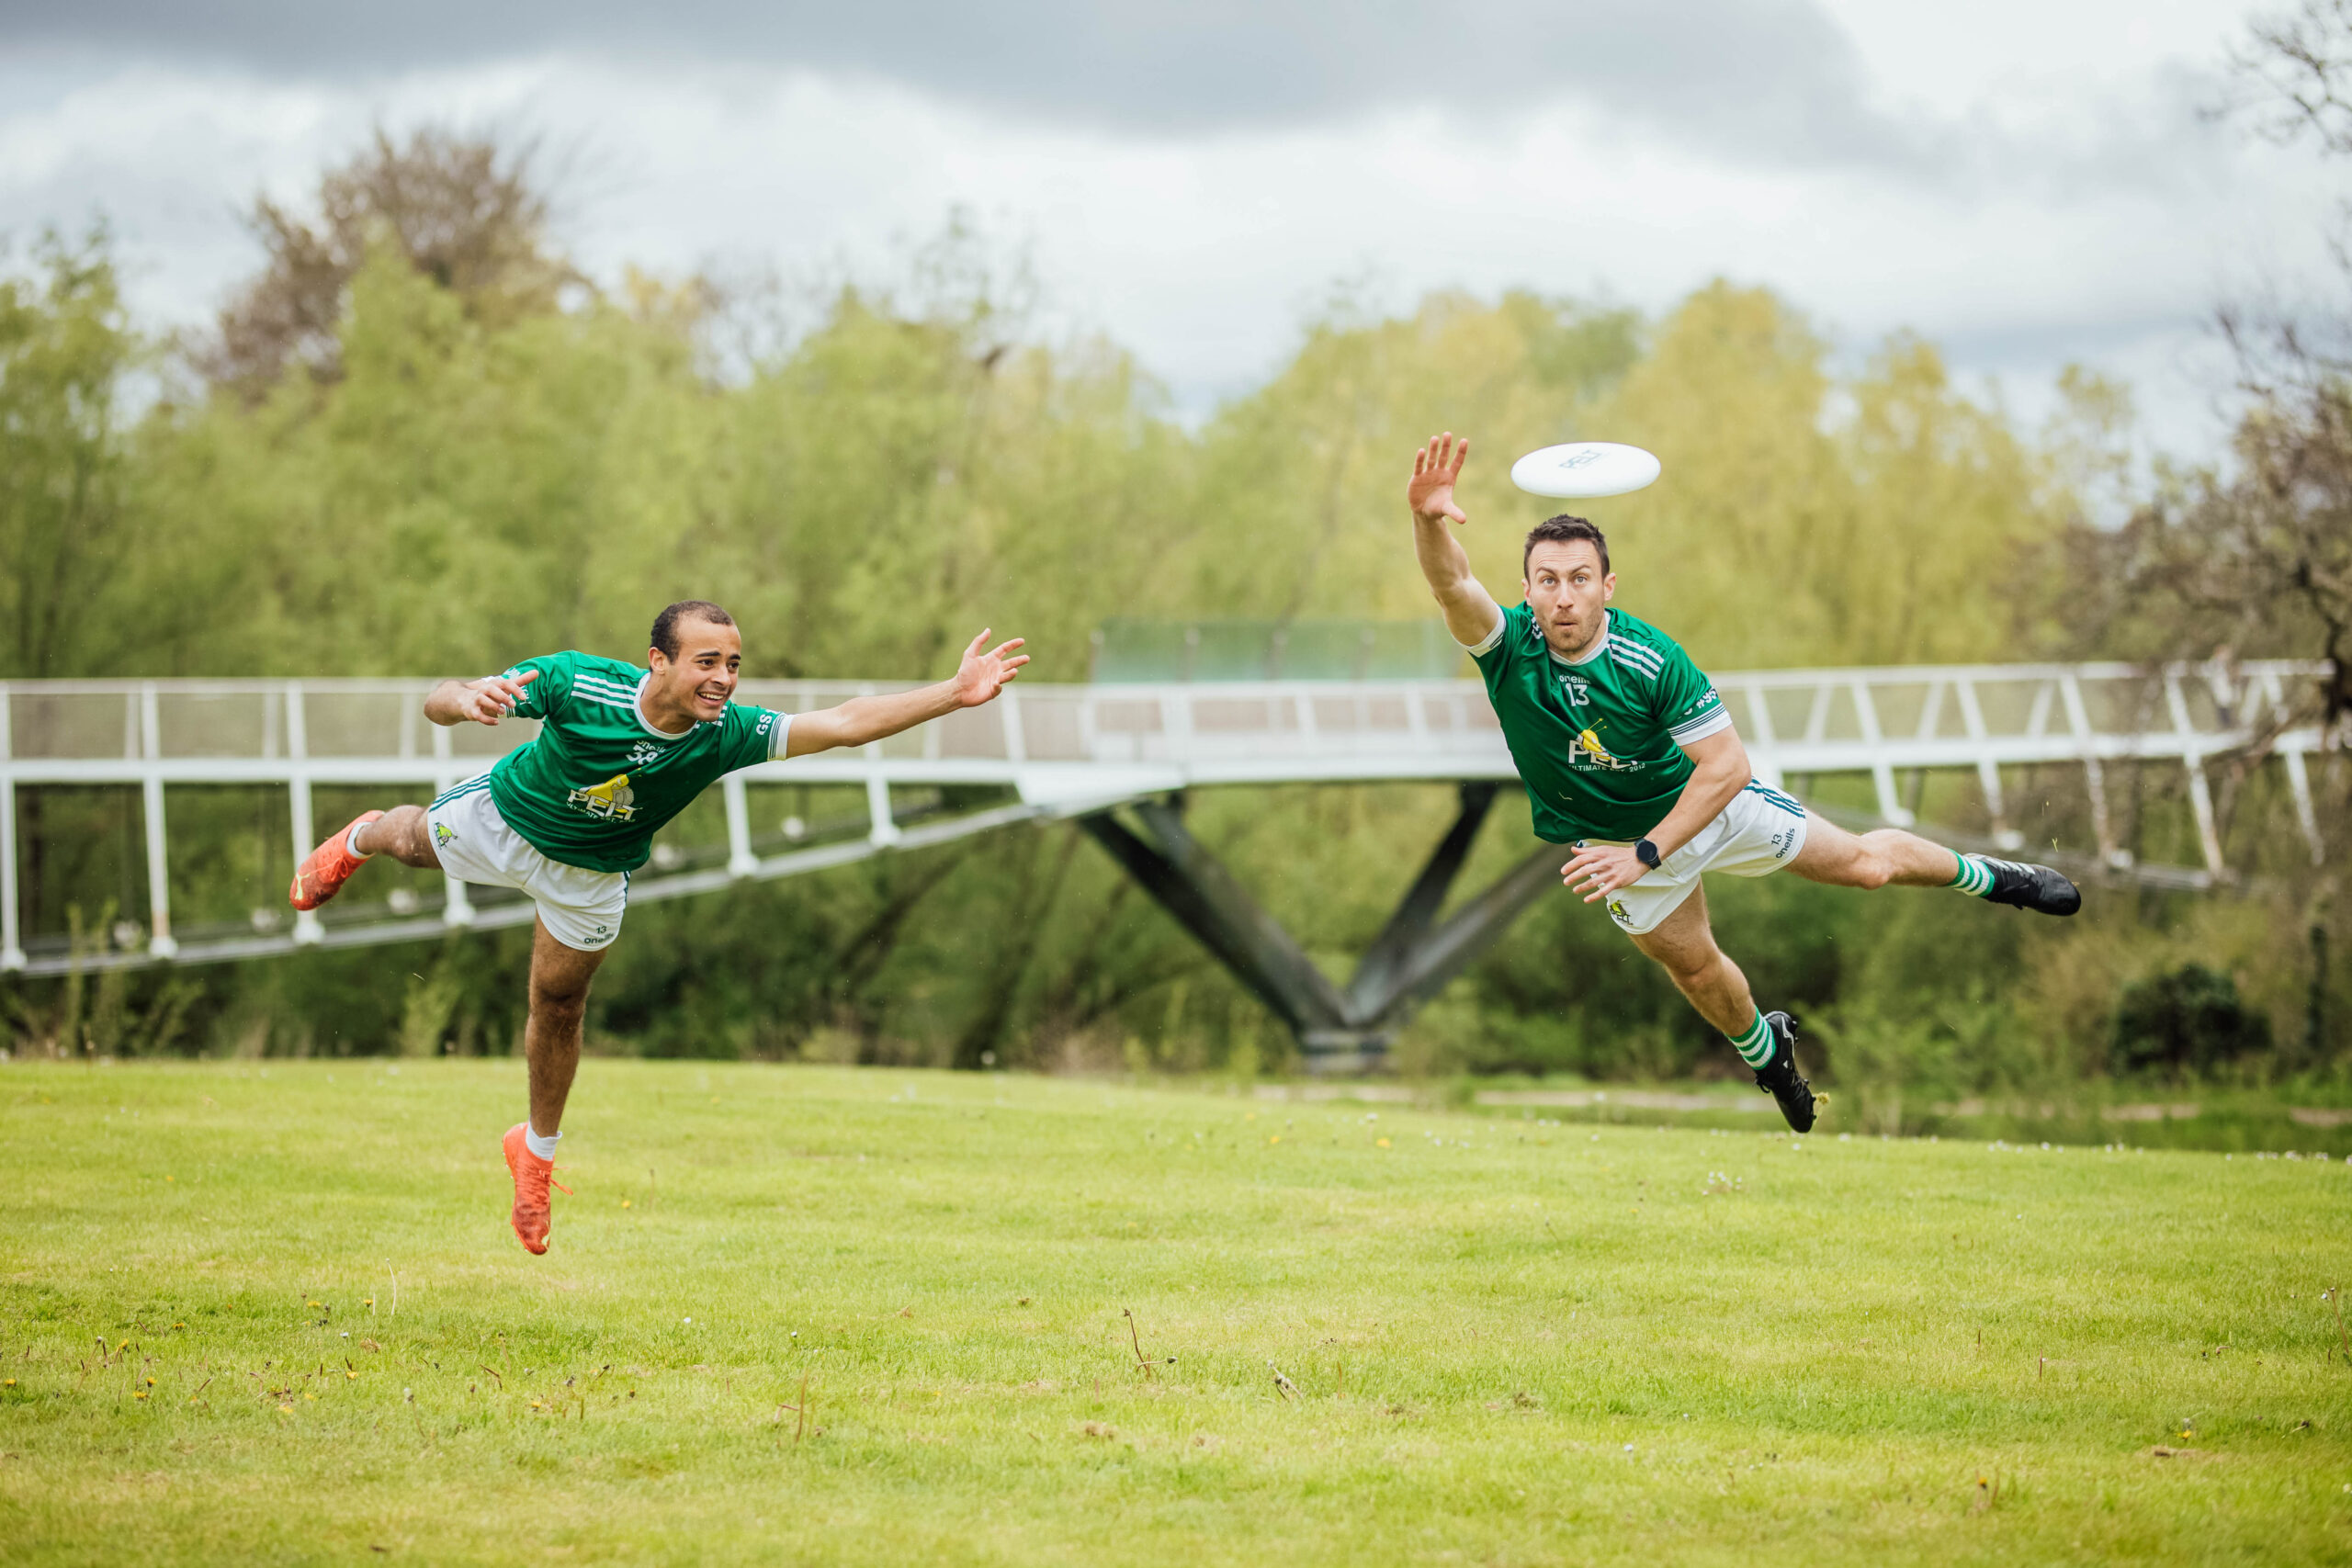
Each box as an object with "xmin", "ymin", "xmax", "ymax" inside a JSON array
[
  {"xmin": 1976, "ymin": 857, "xmax": 2082, "ymax": 917},
  {"xmin": 1402, "ymin": 433, "xmax": 2092, "ymax": 1108},
  {"xmin": 1751, "ymin": 1011, "xmax": 1816, "ymax": 1134}
]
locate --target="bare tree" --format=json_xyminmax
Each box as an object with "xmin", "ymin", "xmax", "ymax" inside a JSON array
[{"xmin": 201, "ymin": 127, "xmax": 580, "ymax": 397}]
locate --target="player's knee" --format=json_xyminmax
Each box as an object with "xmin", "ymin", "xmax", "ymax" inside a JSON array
[
  {"xmin": 1651, "ymin": 946, "xmax": 1719, "ymax": 988},
  {"xmin": 530, "ymin": 985, "xmax": 589, "ymax": 1026}
]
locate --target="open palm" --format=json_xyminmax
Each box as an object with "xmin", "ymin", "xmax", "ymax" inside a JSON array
[
  {"xmin": 1408, "ymin": 432, "xmax": 1470, "ymax": 525},
  {"xmin": 952, "ymin": 629, "xmax": 1029, "ymax": 707}
]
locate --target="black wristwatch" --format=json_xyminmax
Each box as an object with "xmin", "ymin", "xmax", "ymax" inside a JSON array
[{"xmin": 1634, "ymin": 838, "xmax": 1662, "ymax": 870}]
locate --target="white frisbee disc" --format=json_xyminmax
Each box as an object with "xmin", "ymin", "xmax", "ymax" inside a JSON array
[{"xmin": 1510, "ymin": 442, "xmax": 1661, "ymax": 500}]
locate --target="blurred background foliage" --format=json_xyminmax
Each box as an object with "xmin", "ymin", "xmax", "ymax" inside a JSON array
[{"xmin": 0, "ymin": 125, "xmax": 2345, "ymax": 1107}]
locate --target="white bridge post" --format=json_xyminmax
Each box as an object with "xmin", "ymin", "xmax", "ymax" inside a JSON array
[
  {"xmin": 859, "ymin": 681, "xmax": 900, "ymax": 847},
  {"xmin": 2164, "ymin": 672, "xmax": 2226, "ymax": 878},
  {"xmin": 1849, "ymin": 678, "xmax": 1912, "ymax": 826},
  {"xmin": 1741, "ymin": 683, "xmax": 1783, "ymax": 790},
  {"xmin": 1953, "ymin": 678, "xmax": 2018, "ymax": 846},
  {"xmin": 432, "ymin": 719, "xmax": 475, "ymax": 927},
  {"xmin": 722, "ymin": 774, "xmax": 758, "ymax": 877},
  {"xmin": 2059, "ymin": 673, "xmax": 2119, "ymax": 866},
  {"xmin": 286, "ymin": 682, "xmax": 324, "ymax": 945},
  {"xmin": 139, "ymin": 682, "xmax": 176, "ymax": 959},
  {"xmin": 0, "ymin": 686, "xmax": 22, "ymax": 972}
]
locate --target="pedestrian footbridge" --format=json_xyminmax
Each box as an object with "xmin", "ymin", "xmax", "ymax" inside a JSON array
[{"xmin": 0, "ymin": 659, "xmax": 2333, "ymax": 1066}]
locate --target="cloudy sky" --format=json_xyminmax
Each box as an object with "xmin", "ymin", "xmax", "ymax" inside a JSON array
[{"xmin": 1, "ymin": 1, "xmax": 2338, "ymax": 457}]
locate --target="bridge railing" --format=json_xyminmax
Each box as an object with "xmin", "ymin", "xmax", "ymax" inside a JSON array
[{"xmin": 0, "ymin": 660, "xmax": 2335, "ymax": 972}]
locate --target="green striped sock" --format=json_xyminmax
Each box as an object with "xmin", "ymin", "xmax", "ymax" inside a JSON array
[
  {"xmin": 1727, "ymin": 1007, "xmax": 1776, "ymax": 1069},
  {"xmin": 1950, "ymin": 853, "xmax": 1996, "ymax": 897}
]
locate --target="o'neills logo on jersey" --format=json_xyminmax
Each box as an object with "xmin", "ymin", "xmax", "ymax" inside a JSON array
[{"xmin": 568, "ymin": 773, "xmax": 638, "ymax": 821}]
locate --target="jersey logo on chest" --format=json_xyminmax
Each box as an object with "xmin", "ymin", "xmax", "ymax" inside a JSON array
[
  {"xmin": 1567, "ymin": 725, "xmax": 1644, "ymax": 773},
  {"xmin": 567, "ymin": 773, "xmax": 639, "ymax": 821}
]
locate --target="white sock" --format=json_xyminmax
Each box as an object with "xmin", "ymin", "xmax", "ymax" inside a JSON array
[
  {"xmin": 524, "ymin": 1125, "xmax": 561, "ymax": 1161},
  {"xmin": 345, "ymin": 821, "xmax": 374, "ymax": 859}
]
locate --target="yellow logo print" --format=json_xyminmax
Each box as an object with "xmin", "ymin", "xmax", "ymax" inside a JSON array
[
  {"xmin": 1573, "ymin": 727, "xmax": 1639, "ymax": 772},
  {"xmin": 566, "ymin": 773, "xmax": 638, "ymax": 821}
]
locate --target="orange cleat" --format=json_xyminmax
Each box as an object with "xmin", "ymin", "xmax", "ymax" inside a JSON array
[
  {"xmin": 288, "ymin": 811, "xmax": 384, "ymax": 910},
  {"xmin": 502, "ymin": 1123, "xmax": 571, "ymax": 1256}
]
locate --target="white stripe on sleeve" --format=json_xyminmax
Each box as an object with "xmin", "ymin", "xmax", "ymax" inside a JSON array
[{"xmin": 1669, "ymin": 707, "xmax": 1735, "ymax": 746}]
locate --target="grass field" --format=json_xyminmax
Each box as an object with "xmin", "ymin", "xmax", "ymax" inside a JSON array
[{"xmin": 2, "ymin": 1060, "xmax": 2348, "ymax": 1565}]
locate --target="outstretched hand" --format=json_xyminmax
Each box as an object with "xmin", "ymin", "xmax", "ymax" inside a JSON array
[
  {"xmin": 951, "ymin": 629, "xmax": 1029, "ymax": 708},
  {"xmin": 1408, "ymin": 432, "xmax": 1470, "ymax": 525},
  {"xmin": 457, "ymin": 668, "xmax": 538, "ymax": 726}
]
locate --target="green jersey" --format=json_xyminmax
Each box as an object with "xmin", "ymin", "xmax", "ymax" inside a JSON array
[
  {"xmin": 482, "ymin": 651, "xmax": 788, "ymax": 874},
  {"xmin": 1468, "ymin": 604, "xmax": 1732, "ymax": 844}
]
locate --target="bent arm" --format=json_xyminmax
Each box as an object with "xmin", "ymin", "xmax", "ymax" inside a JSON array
[
  {"xmin": 1646, "ymin": 727, "xmax": 1754, "ymax": 860},
  {"xmin": 1404, "ymin": 433, "xmax": 1503, "ymax": 647},
  {"xmin": 1414, "ymin": 514, "xmax": 1505, "ymax": 649},
  {"xmin": 424, "ymin": 671, "xmax": 537, "ymax": 728}
]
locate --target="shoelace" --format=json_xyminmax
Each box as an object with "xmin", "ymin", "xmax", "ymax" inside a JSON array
[{"xmin": 516, "ymin": 1160, "xmax": 575, "ymax": 1202}]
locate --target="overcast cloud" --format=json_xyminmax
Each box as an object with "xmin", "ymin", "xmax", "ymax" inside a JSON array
[{"xmin": 0, "ymin": 0, "xmax": 2336, "ymax": 458}]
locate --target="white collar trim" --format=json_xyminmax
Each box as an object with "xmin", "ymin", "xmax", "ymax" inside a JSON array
[{"xmin": 632, "ymin": 673, "xmax": 695, "ymax": 739}]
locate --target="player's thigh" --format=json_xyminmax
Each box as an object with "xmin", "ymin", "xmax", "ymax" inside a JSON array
[
  {"xmin": 1626, "ymin": 881, "xmax": 1721, "ymax": 977},
  {"xmin": 1786, "ymin": 810, "xmax": 1870, "ymax": 885},
  {"xmin": 528, "ymin": 916, "xmax": 609, "ymax": 1006}
]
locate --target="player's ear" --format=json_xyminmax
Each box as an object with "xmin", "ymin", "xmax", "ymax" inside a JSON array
[{"xmin": 1602, "ymin": 572, "xmax": 1616, "ymax": 601}]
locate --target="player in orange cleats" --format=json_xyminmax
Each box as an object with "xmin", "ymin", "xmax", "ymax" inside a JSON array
[
  {"xmin": 288, "ymin": 810, "xmax": 385, "ymax": 910},
  {"xmin": 502, "ymin": 1123, "xmax": 571, "ymax": 1256},
  {"xmin": 288, "ymin": 603, "xmax": 1026, "ymax": 1256}
]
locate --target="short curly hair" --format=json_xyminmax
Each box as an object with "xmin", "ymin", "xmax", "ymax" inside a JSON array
[{"xmin": 1522, "ymin": 515, "xmax": 1610, "ymax": 577}]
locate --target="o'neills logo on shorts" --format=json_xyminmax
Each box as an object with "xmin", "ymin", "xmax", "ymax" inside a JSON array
[{"xmin": 567, "ymin": 773, "xmax": 638, "ymax": 821}]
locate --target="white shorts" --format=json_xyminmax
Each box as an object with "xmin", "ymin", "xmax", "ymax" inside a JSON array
[
  {"xmin": 1584, "ymin": 783, "xmax": 1809, "ymax": 936},
  {"xmin": 425, "ymin": 776, "xmax": 628, "ymax": 952}
]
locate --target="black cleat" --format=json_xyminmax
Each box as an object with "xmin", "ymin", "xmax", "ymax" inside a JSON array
[
  {"xmin": 1978, "ymin": 857, "xmax": 2082, "ymax": 917},
  {"xmin": 1753, "ymin": 1011, "xmax": 1817, "ymax": 1134}
]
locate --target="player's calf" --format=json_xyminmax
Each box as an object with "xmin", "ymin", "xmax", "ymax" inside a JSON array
[
  {"xmin": 288, "ymin": 805, "xmax": 442, "ymax": 910},
  {"xmin": 354, "ymin": 805, "xmax": 441, "ymax": 868}
]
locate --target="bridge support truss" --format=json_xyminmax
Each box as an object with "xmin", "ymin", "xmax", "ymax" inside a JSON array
[{"xmin": 1081, "ymin": 783, "xmax": 1556, "ymax": 1072}]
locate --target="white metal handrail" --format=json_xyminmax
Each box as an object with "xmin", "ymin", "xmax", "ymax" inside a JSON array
[{"xmin": 0, "ymin": 660, "xmax": 2335, "ymax": 974}]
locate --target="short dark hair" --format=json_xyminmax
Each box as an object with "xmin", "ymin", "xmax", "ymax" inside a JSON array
[
  {"xmin": 650, "ymin": 600, "xmax": 736, "ymax": 659},
  {"xmin": 1523, "ymin": 514, "xmax": 1610, "ymax": 578}
]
